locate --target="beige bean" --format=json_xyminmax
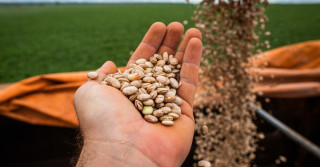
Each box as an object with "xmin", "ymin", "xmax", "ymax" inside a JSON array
[
  {"xmin": 144, "ymin": 115, "xmax": 158, "ymax": 123},
  {"xmin": 165, "ymin": 103, "xmax": 179, "ymax": 109},
  {"xmin": 135, "ymin": 100, "xmax": 143, "ymax": 110},
  {"xmin": 164, "ymin": 102, "xmax": 174, "ymax": 108},
  {"xmin": 129, "ymin": 63, "xmax": 136, "ymax": 69},
  {"xmin": 145, "ymin": 73, "xmax": 153, "ymax": 77},
  {"xmin": 163, "ymin": 65, "xmax": 171, "ymax": 73},
  {"xmin": 161, "ymin": 120, "xmax": 174, "ymax": 126},
  {"xmin": 154, "ymin": 66, "xmax": 163, "ymax": 72},
  {"xmin": 154, "ymin": 54, "xmax": 163, "ymax": 60},
  {"xmin": 126, "ymin": 68, "xmax": 135, "ymax": 73},
  {"xmin": 130, "ymin": 80, "xmax": 142, "ymax": 88},
  {"xmin": 149, "ymin": 90, "xmax": 157, "ymax": 99},
  {"xmin": 170, "ymin": 89, "xmax": 176, "ymax": 95},
  {"xmin": 162, "ymin": 77, "xmax": 169, "ymax": 85},
  {"xmin": 128, "ymin": 73, "xmax": 142, "ymax": 81},
  {"xmin": 129, "ymin": 93, "xmax": 138, "ymax": 102},
  {"xmin": 145, "ymin": 61, "xmax": 154, "ymax": 68},
  {"xmin": 169, "ymin": 78, "xmax": 179, "ymax": 89},
  {"xmin": 141, "ymin": 83, "xmax": 151, "ymax": 89},
  {"xmin": 165, "ymin": 91, "xmax": 175, "ymax": 97},
  {"xmin": 169, "ymin": 64, "xmax": 175, "ymax": 68},
  {"xmin": 110, "ymin": 77, "xmax": 121, "ymax": 88},
  {"xmin": 138, "ymin": 88, "xmax": 148, "ymax": 94},
  {"xmin": 113, "ymin": 74, "xmax": 123, "ymax": 79},
  {"xmin": 122, "ymin": 70, "xmax": 129, "ymax": 76},
  {"xmin": 171, "ymin": 108, "xmax": 181, "ymax": 115},
  {"xmin": 201, "ymin": 125, "xmax": 209, "ymax": 136},
  {"xmin": 153, "ymin": 71, "xmax": 166, "ymax": 78},
  {"xmin": 147, "ymin": 84, "xmax": 157, "ymax": 93},
  {"xmin": 150, "ymin": 56, "xmax": 158, "ymax": 64},
  {"xmin": 143, "ymin": 99, "xmax": 155, "ymax": 106},
  {"xmin": 137, "ymin": 94, "xmax": 151, "ymax": 101},
  {"xmin": 122, "ymin": 86, "xmax": 138, "ymax": 95},
  {"xmin": 168, "ymin": 113, "xmax": 179, "ymax": 119},
  {"xmin": 143, "ymin": 76, "xmax": 156, "ymax": 83},
  {"xmin": 121, "ymin": 82, "xmax": 130, "ymax": 91},
  {"xmin": 135, "ymin": 69, "xmax": 145, "ymax": 78},
  {"xmin": 153, "ymin": 82, "xmax": 163, "ymax": 88},
  {"xmin": 156, "ymin": 60, "xmax": 166, "ymax": 67},
  {"xmin": 172, "ymin": 69, "xmax": 180, "ymax": 73},
  {"xmin": 138, "ymin": 63, "xmax": 148, "ymax": 69},
  {"xmin": 153, "ymin": 109, "xmax": 164, "ymax": 117},
  {"xmin": 156, "ymin": 103, "xmax": 164, "ymax": 108},
  {"xmin": 132, "ymin": 64, "xmax": 144, "ymax": 71},
  {"xmin": 156, "ymin": 76, "xmax": 167, "ymax": 84},
  {"xmin": 118, "ymin": 78, "xmax": 130, "ymax": 83},
  {"xmin": 155, "ymin": 95, "xmax": 164, "ymax": 103},
  {"xmin": 198, "ymin": 160, "xmax": 211, "ymax": 167},
  {"xmin": 101, "ymin": 81, "xmax": 108, "ymax": 85},
  {"xmin": 87, "ymin": 71, "xmax": 98, "ymax": 79},
  {"xmin": 174, "ymin": 96, "xmax": 183, "ymax": 105},
  {"xmin": 169, "ymin": 57, "xmax": 178, "ymax": 65},
  {"xmin": 160, "ymin": 107, "xmax": 171, "ymax": 114},
  {"xmin": 103, "ymin": 75, "xmax": 111, "ymax": 82},
  {"xmin": 122, "ymin": 72, "xmax": 129, "ymax": 78},
  {"xmin": 156, "ymin": 87, "xmax": 169, "ymax": 94},
  {"xmin": 164, "ymin": 96, "xmax": 176, "ymax": 103},
  {"xmin": 160, "ymin": 115, "xmax": 174, "ymax": 121},
  {"xmin": 163, "ymin": 52, "xmax": 169, "ymax": 62},
  {"xmin": 145, "ymin": 68, "xmax": 153, "ymax": 73},
  {"xmin": 136, "ymin": 58, "xmax": 147, "ymax": 64}
]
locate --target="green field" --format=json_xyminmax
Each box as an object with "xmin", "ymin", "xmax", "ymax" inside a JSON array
[{"xmin": 1, "ymin": 4, "xmax": 320, "ymax": 83}]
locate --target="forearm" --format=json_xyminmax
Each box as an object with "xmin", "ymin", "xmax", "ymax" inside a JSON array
[{"xmin": 76, "ymin": 139, "xmax": 158, "ymax": 167}]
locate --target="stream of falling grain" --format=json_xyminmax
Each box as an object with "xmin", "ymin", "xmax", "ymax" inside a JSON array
[{"xmin": 192, "ymin": 0, "xmax": 269, "ymax": 166}]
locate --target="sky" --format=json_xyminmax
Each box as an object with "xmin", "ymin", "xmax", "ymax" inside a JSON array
[{"xmin": 1, "ymin": 0, "xmax": 320, "ymax": 3}]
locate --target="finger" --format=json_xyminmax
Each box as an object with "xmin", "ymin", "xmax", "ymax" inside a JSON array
[
  {"xmin": 175, "ymin": 28, "xmax": 202, "ymax": 63},
  {"xmin": 180, "ymin": 100, "xmax": 195, "ymax": 121},
  {"xmin": 157, "ymin": 22, "xmax": 184, "ymax": 55},
  {"xmin": 94, "ymin": 61, "xmax": 118, "ymax": 83},
  {"xmin": 177, "ymin": 38, "xmax": 203, "ymax": 107},
  {"xmin": 126, "ymin": 22, "xmax": 166, "ymax": 68}
]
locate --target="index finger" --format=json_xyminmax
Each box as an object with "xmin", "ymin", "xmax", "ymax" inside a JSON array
[{"xmin": 126, "ymin": 22, "xmax": 166, "ymax": 68}]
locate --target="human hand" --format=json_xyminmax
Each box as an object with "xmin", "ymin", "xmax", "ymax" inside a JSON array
[{"xmin": 73, "ymin": 22, "xmax": 202, "ymax": 167}]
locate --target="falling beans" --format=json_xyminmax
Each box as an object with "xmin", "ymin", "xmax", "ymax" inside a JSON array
[{"xmin": 193, "ymin": 0, "xmax": 269, "ymax": 166}]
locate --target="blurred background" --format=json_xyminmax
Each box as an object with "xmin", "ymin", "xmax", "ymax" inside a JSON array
[
  {"xmin": 0, "ymin": 0, "xmax": 320, "ymax": 166},
  {"xmin": 1, "ymin": 0, "xmax": 320, "ymax": 83}
]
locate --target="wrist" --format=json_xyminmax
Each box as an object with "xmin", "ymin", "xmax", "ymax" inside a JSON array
[{"xmin": 76, "ymin": 138, "xmax": 158, "ymax": 167}]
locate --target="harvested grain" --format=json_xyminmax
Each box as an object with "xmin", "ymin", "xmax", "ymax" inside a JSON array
[
  {"xmin": 87, "ymin": 71, "xmax": 98, "ymax": 79},
  {"xmin": 97, "ymin": 52, "xmax": 183, "ymax": 126},
  {"xmin": 193, "ymin": 0, "xmax": 269, "ymax": 166}
]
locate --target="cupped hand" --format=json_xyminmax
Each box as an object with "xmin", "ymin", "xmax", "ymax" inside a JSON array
[{"xmin": 73, "ymin": 22, "xmax": 202, "ymax": 167}]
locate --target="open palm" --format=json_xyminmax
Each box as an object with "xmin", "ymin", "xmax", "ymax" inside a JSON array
[{"xmin": 73, "ymin": 22, "xmax": 202, "ymax": 167}]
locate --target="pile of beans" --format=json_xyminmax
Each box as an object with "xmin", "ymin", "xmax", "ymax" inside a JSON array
[{"xmin": 88, "ymin": 52, "xmax": 183, "ymax": 126}]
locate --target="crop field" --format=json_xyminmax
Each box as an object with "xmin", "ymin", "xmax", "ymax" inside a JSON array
[{"xmin": 0, "ymin": 4, "xmax": 320, "ymax": 83}]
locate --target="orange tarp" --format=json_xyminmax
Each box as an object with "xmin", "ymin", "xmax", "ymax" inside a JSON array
[
  {"xmin": 252, "ymin": 40, "xmax": 320, "ymax": 97},
  {"xmin": 0, "ymin": 41, "xmax": 320, "ymax": 127}
]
